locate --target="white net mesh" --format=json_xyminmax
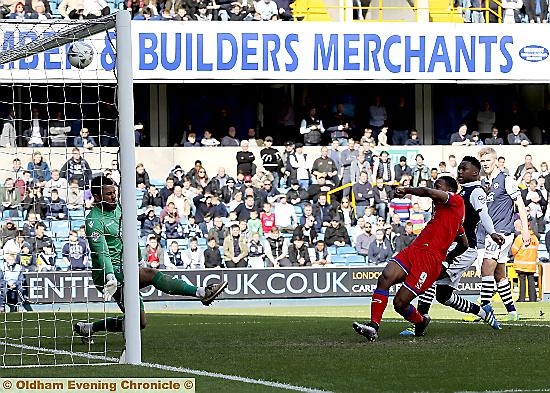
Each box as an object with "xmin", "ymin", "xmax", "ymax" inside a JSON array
[{"xmin": 0, "ymin": 15, "xmax": 125, "ymax": 367}]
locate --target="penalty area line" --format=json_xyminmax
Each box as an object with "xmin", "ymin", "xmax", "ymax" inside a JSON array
[
  {"xmin": 0, "ymin": 341, "xmax": 333, "ymax": 393},
  {"xmin": 455, "ymin": 389, "xmax": 550, "ymax": 393}
]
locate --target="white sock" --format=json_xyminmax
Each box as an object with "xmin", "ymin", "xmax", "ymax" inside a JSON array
[
  {"xmin": 196, "ymin": 287, "xmax": 206, "ymax": 298},
  {"xmin": 83, "ymin": 322, "xmax": 93, "ymax": 335}
]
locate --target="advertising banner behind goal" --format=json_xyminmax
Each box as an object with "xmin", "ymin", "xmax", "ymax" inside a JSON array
[{"xmin": 24, "ymin": 267, "xmax": 483, "ymax": 304}]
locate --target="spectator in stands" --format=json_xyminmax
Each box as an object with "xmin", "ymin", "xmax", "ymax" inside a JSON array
[
  {"xmin": 355, "ymin": 222, "xmax": 375, "ymax": 256},
  {"xmin": 141, "ymin": 185, "xmax": 163, "ymax": 209},
  {"xmin": 251, "ymin": 167, "xmax": 273, "ymax": 192},
  {"xmin": 405, "ymin": 129, "xmax": 422, "ymax": 145},
  {"xmin": 22, "ymin": 185, "xmax": 47, "ymax": 219},
  {"xmin": 307, "ymin": 174, "xmax": 333, "ymax": 204},
  {"xmin": 84, "ymin": 0, "xmax": 109, "ymax": 17},
  {"xmin": 163, "ymin": 213, "xmax": 183, "ymax": 240},
  {"xmin": 508, "ymin": 125, "xmax": 531, "ymax": 146},
  {"xmin": 368, "ymin": 95, "xmax": 387, "ymax": 138},
  {"xmin": 204, "ymin": 237, "xmax": 223, "ymax": 268},
  {"xmin": 360, "ymin": 128, "xmax": 375, "ymax": 146},
  {"xmin": 288, "ymin": 235, "xmax": 311, "ymax": 266},
  {"xmin": 62, "ymin": 230, "xmax": 89, "ymax": 270},
  {"xmin": 221, "ymin": 126, "xmax": 239, "ymax": 146},
  {"xmin": 496, "ymin": 156, "xmax": 510, "ymax": 176},
  {"xmin": 23, "ymin": 107, "xmax": 47, "ymax": 146},
  {"xmin": 335, "ymin": 197, "xmax": 356, "ymax": 231},
  {"xmin": 328, "ymin": 139, "xmax": 342, "ymax": 169},
  {"xmin": 372, "ymin": 178, "xmax": 392, "ymax": 222},
  {"xmin": 372, "ymin": 151, "xmax": 395, "ymax": 183},
  {"xmin": 201, "ymin": 130, "xmax": 220, "ymax": 147},
  {"xmin": 60, "ymin": 148, "xmax": 92, "ymax": 189},
  {"xmin": 389, "ymin": 190, "xmax": 412, "ymax": 224},
  {"xmin": 470, "ymin": 131, "xmax": 483, "ymax": 146},
  {"xmin": 293, "ymin": 215, "xmax": 317, "ymax": 247},
  {"xmin": 166, "ymin": 185, "xmax": 191, "ymax": 219},
  {"xmin": 182, "ymin": 132, "xmax": 200, "ymax": 147},
  {"xmin": 43, "ymin": 169, "xmax": 68, "ymax": 199},
  {"xmin": 483, "ymin": 126, "xmax": 503, "ymax": 145},
  {"xmin": 367, "ymin": 228, "xmax": 392, "ymax": 265},
  {"xmin": 264, "ymin": 227, "xmax": 291, "ymax": 267},
  {"xmin": 377, "ymin": 126, "xmax": 389, "ymax": 146},
  {"xmin": 286, "ymin": 180, "xmax": 307, "ymax": 207},
  {"xmin": 208, "ymin": 216, "xmax": 228, "ymax": 246},
  {"xmin": 223, "ymin": 224, "xmax": 248, "ymax": 268},
  {"xmin": 16, "ymin": 242, "xmax": 36, "ymax": 274},
  {"xmin": 394, "ymin": 221, "xmax": 416, "ymax": 253},
  {"xmin": 205, "ymin": 167, "xmax": 228, "ymax": 198},
  {"xmin": 0, "ymin": 256, "xmax": 24, "ymax": 311},
  {"xmin": 138, "ymin": 206, "xmax": 160, "ymax": 240},
  {"xmin": 247, "ymin": 232, "xmax": 266, "ymax": 268},
  {"xmin": 0, "ymin": 178, "xmax": 21, "ymax": 217},
  {"xmin": 246, "ymin": 210, "xmax": 262, "ymax": 238},
  {"xmin": 311, "ymin": 146, "xmax": 338, "ymax": 185},
  {"xmin": 514, "ymin": 154, "xmax": 538, "ymax": 180},
  {"xmin": 309, "ymin": 239, "xmax": 331, "ymax": 266},
  {"xmin": 450, "ymin": 124, "xmax": 472, "ymax": 146},
  {"xmin": 225, "ymin": 2, "xmax": 250, "ymax": 20},
  {"xmin": 26, "ymin": 0, "xmax": 52, "ymax": 18},
  {"xmin": 26, "ymin": 151, "xmax": 51, "ymax": 182},
  {"xmin": 135, "ymin": 163, "xmax": 151, "ymax": 189},
  {"xmin": 164, "ymin": 241, "xmax": 185, "ymax": 270},
  {"xmin": 300, "ymin": 203, "xmax": 314, "ymax": 225},
  {"xmin": 30, "ymin": 222, "xmax": 52, "ymax": 255},
  {"xmin": 159, "ymin": 177, "xmax": 175, "ymax": 207},
  {"xmin": 10, "ymin": 158, "xmax": 24, "ymax": 182},
  {"xmin": 182, "ymin": 215, "xmax": 202, "ymax": 239},
  {"xmin": 411, "ymin": 153, "xmax": 429, "ymax": 187},
  {"xmin": 46, "ymin": 189, "xmax": 68, "ymax": 220},
  {"xmin": 524, "ymin": 0, "xmax": 547, "ymax": 23},
  {"xmin": 288, "ymin": 143, "xmax": 310, "ymax": 189},
  {"xmin": 300, "ymin": 107, "xmax": 324, "ymax": 146},
  {"xmin": 74, "ymin": 127, "xmax": 97, "ymax": 149},
  {"xmin": 236, "ymin": 140, "xmax": 255, "ymax": 176},
  {"xmin": 0, "ymin": 220, "xmax": 17, "ymax": 249},
  {"xmin": 511, "ymin": 223, "xmax": 538, "ymax": 302},
  {"xmin": 340, "ymin": 139, "xmax": 359, "ymax": 197},
  {"xmin": 393, "ymin": 156, "xmax": 411, "ymax": 183},
  {"xmin": 273, "ymin": 194, "xmax": 298, "ymax": 232},
  {"xmin": 143, "ymin": 235, "xmax": 164, "ymax": 269},
  {"xmin": 476, "ymin": 101, "xmax": 496, "ymax": 133},
  {"xmin": 9, "ymin": 2, "xmax": 26, "ymax": 18},
  {"xmin": 66, "ymin": 179, "xmax": 85, "ymax": 211},
  {"xmin": 350, "ymin": 152, "xmax": 373, "ymax": 185},
  {"xmin": 260, "ymin": 136, "xmax": 283, "ymax": 187},
  {"xmin": 0, "ymin": 109, "xmax": 16, "ymax": 148},
  {"xmin": 522, "ymin": 179, "xmax": 546, "ymax": 236},
  {"xmin": 324, "ymin": 217, "xmax": 350, "ymax": 247},
  {"xmin": 182, "ymin": 237, "xmax": 204, "ymax": 269},
  {"xmin": 260, "ymin": 202, "xmax": 276, "ymax": 234},
  {"xmin": 312, "ymin": 193, "xmax": 333, "ymax": 232},
  {"xmin": 48, "ymin": 111, "xmax": 69, "ymax": 147},
  {"xmin": 253, "ymin": 0, "xmax": 278, "ymax": 20}
]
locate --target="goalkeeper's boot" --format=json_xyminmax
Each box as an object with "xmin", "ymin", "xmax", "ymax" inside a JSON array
[
  {"xmin": 507, "ymin": 311, "xmax": 520, "ymax": 321},
  {"xmin": 201, "ymin": 281, "xmax": 228, "ymax": 306},
  {"xmin": 414, "ymin": 314, "xmax": 431, "ymax": 337},
  {"xmin": 399, "ymin": 323, "xmax": 415, "ymax": 336},
  {"xmin": 74, "ymin": 322, "xmax": 94, "ymax": 345},
  {"xmin": 481, "ymin": 304, "xmax": 501, "ymax": 330},
  {"xmin": 352, "ymin": 321, "xmax": 378, "ymax": 342}
]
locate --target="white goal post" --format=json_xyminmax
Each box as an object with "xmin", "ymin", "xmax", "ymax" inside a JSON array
[{"xmin": 0, "ymin": 11, "xmax": 140, "ymax": 367}]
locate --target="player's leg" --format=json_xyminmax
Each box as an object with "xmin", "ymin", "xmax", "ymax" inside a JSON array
[
  {"xmin": 480, "ymin": 257, "xmax": 497, "ymax": 305},
  {"xmin": 495, "ymin": 263, "xmax": 518, "ymax": 320},
  {"xmin": 139, "ymin": 267, "xmax": 227, "ymax": 306},
  {"xmin": 352, "ymin": 260, "xmax": 407, "ymax": 341},
  {"xmin": 399, "ymin": 284, "xmax": 435, "ymax": 336}
]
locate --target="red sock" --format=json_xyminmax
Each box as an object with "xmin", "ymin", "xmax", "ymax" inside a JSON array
[
  {"xmin": 403, "ymin": 304, "xmax": 424, "ymax": 324},
  {"xmin": 371, "ymin": 289, "xmax": 389, "ymax": 326}
]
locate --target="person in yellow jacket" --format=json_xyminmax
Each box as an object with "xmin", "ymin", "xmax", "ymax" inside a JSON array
[{"xmin": 511, "ymin": 228, "xmax": 539, "ymax": 302}]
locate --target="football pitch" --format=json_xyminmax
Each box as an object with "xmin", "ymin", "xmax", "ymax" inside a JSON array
[{"xmin": 2, "ymin": 302, "xmax": 550, "ymax": 393}]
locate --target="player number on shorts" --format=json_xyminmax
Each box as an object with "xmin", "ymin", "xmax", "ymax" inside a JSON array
[{"xmin": 416, "ymin": 272, "xmax": 427, "ymax": 290}]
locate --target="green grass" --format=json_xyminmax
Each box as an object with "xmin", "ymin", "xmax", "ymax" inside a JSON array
[{"xmin": 1, "ymin": 302, "xmax": 550, "ymax": 392}]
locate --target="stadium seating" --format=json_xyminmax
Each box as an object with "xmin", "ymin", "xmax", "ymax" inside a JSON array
[
  {"xmin": 336, "ymin": 246, "xmax": 355, "ymax": 255},
  {"xmin": 330, "ymin": 254, "xmax": 347, "ymax": 265}
]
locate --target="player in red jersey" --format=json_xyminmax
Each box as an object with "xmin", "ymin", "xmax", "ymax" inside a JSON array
[{"xmin": 353, "ymin": 176, "xmax": 467, "ymax": 342}]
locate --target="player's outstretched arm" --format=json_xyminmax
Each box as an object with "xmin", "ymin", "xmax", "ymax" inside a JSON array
[{"xmin": 394, "ymin": 186, "xmax": 449, "ymax": 204}]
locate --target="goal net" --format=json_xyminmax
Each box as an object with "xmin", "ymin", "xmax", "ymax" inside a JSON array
[{"xmin": 0, "ymin": 13, "xmax": 139, "ymax": 368}]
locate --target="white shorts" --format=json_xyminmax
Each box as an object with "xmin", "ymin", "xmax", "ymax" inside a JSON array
[
  {"xmin": 437, "ymin": 247, "xmax": 478, "ymax": 288},
  {"xmin": 481, "ymin": 233, "xmax": 514, "ymax": 264}
]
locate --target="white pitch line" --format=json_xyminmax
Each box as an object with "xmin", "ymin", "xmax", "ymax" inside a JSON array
[
  {"xmin": 456, "ymin": 389, "xmax": 550, "ymax": 393},
  {"xmin": 0, "ymin": 341, "xmax": 333, "ymax": 393}
]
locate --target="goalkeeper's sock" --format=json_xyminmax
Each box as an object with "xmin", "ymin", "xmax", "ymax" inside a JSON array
[
  {"xmin": 92, "ymin": 317, "xmax": 124, "ymax": 333},
  {"xmin": 152, "ymin": 271, "xmax": 198, "ymax": 297}
]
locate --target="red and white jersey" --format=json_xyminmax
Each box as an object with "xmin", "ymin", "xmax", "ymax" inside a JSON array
[{"xmin": 411, "ymin": 192, "xmax": 465, "ymax": 260}]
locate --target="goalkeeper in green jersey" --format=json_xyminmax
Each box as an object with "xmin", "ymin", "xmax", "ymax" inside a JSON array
[{"xmin": 74, "ymin": 176, "xmax": 227, "ymax": 342}]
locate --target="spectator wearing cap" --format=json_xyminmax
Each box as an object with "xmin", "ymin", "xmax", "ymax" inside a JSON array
[
  {"xmin": 236, "ymin": 140, "xmax": 255, "ymax": 176},
  {"xmin": 288, "ymin": 235, "xmax": 311, "ymax": 266},
  {"xmin": 273, "ymin": 194, "xmax": 298, "ymax": 232},
  {"xmin": 352, "ymin": 171, "xmax": 374, "ymax": 218},
  {"xmin": 367, "ymin": 228, "xmax": 392, "ymax": 264},
  {"xmin": 286, "ymin": 179, "xmax": 308, "ymax": 206},
  {"xmin": 485, "ymin": 127, "xmax": 504, "ymax": 145},
  {"xmin": 221, "ymin": 126, "xmax": 240, "ymax": 147},
  {"xmin": 394, "ymin": 156, "xmax": 412, "ymax": 183},
  {"xmin": 260, "ymin": 136, "xmax": 283, "ymax": 188},
  {"xmin": 471, "ymin": 131, "xmax": 484, "ymax": 146},
  {"xmin": 324, "ymin": 217, "xmax": 350, "ymax": 247},
  {"xmin": 405, "ymin": 129, "xmax": 423, "ymax": 145},
  {"xmin": 289, "ymin": 143, "xmax": 310, "ymax": 190},
  {"xmin": 311, "ymin": 146, "xmax": 339, "ymax": 186},
  {"xmin": 300, "ymin": 107, "xmax": 325, "ymax": 146}
]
